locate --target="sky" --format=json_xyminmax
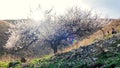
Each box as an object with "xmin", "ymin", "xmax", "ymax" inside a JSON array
[{"xmin": 0, "ymin": 0, "xmax": 120, "ymax": 20}]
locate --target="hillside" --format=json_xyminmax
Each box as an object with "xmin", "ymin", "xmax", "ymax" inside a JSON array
[
  {"xmin": 4, "ymin": 19, "xmax": 28, "ymax": 24},
  {"xmin": 3, "ymin": 28, "xmax": 120, "ymax": 68},
  {"xmin": 0, "ymin": 21, "xmax": 13, "ymax": 54},
  {"xmin": 1, "ymin": 19, "xmax": 120, "ymax": 68}
]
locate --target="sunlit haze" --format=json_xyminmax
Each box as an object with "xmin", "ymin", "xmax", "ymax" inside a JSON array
[{"xmin": 0, "ymin": 0, "xmax": 119, "ymax": 20}]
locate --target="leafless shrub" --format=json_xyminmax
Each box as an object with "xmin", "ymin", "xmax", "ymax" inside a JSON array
[{"xmin": 43, "ymin": 7, "xmax": 109, "ymax": 53}]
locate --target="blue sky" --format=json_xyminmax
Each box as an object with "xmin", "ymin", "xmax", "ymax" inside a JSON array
[
  {"xmin": 80, "ymin": 0, "xmax": 120, "ymax": 18},
  {"xmin": 0, "ymin": 0, "xmax": 119, "ymax": 19}
]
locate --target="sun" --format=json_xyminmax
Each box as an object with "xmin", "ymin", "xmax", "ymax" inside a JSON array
[{"xmin": 30, "ymin": 10, "xmax": 45, "ymax": 22}]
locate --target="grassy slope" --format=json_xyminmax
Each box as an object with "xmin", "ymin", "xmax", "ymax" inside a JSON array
[
  {"xmin": 1, "ymin": 20, "xmax": 120, "ymax": 68},
  {"xmin": 1, "ymin": 33, "xmax": 116, "ymax": 68}
]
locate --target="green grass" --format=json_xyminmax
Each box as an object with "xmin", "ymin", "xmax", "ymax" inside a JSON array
[
  {"xmin": 2, "ymin": 51, "xmax": 120, "ymax": 68},
  {"xmin": 0, "ymin": 61, "xmax": 22, "ymax": 68},
  {"xmin": 29, "ymin": 55, "xmax": 91, "ymax": 68},
  {"xmin": 95, "ymin": 50, "xmax": 120, "ymax": 68},
  {"xmin": 0, "ymin": 61, "xmax": 9, "ymax": 68}
]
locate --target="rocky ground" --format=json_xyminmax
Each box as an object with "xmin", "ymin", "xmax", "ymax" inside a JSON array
[
  {"xmin": 44, "ymin": 34, "xmax": 120, "ymax": 68},
  {"xmin": 4, "ymin": 33, "xmax": 120, "ymax": 68}
]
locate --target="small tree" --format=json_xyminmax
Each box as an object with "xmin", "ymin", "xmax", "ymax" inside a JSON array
[
  {"xmin": 43, "ymin": 7, "xmax": 108, "ymax": 53},
  {"xmin": 5, "ymin": 7, "xmax": 108, "ymax": 55}
]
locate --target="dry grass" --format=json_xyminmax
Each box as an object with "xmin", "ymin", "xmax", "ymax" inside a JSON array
[
  {"xmin": 0, "ymin": 54, "xmax": 20, "ymax": 62},
  {"xmin": 0, "ymin": 21, "xmax": 13, "ymax": 49},
  {"xmin": 0, "ymin": 21, "xmax": 15, "ymax": 62},
  {"xmin": 62, "ymin": 19, "xmax": 120, "ymax": 53}
]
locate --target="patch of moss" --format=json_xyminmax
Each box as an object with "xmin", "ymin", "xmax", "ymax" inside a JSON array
[
  {"xmin": 112, "ymin": 40, "xmax": 120, "ymax": 47},
  {"xmin": 96, "ymin": 51, "xmax": 120, "ymax": 68}
]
